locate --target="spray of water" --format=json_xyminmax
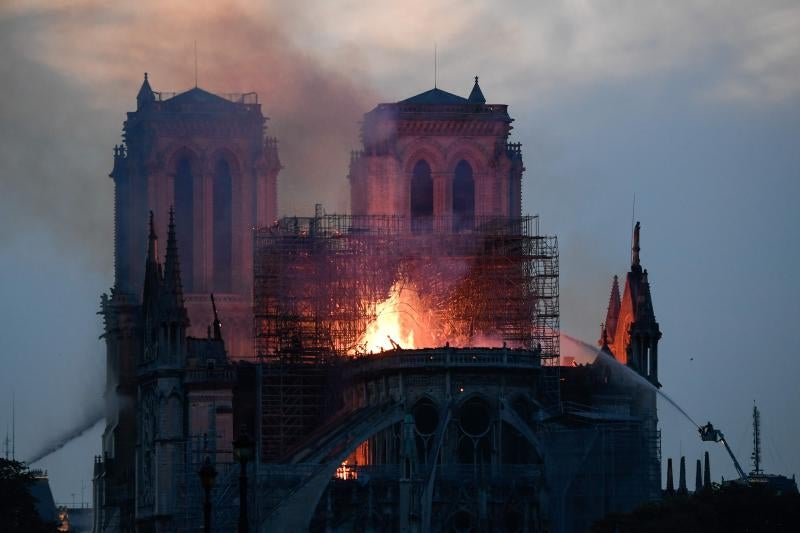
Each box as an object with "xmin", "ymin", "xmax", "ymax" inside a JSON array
[
  {"xmin": 560, "ymin": 332, "xmax": 700, "ymax": 429},
  {"xmin": 28, "ymin": 414, "xmax": 103, "ymax": 464}
]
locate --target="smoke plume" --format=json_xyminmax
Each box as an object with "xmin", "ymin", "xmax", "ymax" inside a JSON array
[
  {"xmin": 29, "ymin": 2, "xmax": 374, "ymax": 213},
  {"xmin": 0, "ymin": 2, "xmax": 378, "ymax": 488}
]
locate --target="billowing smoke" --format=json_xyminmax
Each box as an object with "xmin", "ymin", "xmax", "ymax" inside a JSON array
[{"xmin": 3, "ymin": 1, "xmax": 378, "ymax": 232}]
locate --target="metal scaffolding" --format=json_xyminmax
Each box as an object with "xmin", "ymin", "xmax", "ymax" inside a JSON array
[{"xmin": 253, "ymin": 214, "xmax": 559, "ymax": 458}]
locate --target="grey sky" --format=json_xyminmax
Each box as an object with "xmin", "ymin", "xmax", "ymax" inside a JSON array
[{"xmin": 1, "ymin": 0, "xmax": 798, "ymax": 501}]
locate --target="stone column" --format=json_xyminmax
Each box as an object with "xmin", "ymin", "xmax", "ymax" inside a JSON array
[
  {"xmin": 199, "ymin": 164, "xmax": 212, "ymax": 293},
  {"xmin": 433, "ymin": 172, "xmax": 449, "ymax": 220},
  {"xmin": 232, "ymin": 163, "xmax": 247, "ymax": 295}
]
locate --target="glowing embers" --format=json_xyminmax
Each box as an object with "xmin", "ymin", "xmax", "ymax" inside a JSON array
[
  {"xmin": 352, "ymin": 281, "xmax": 442, "ymax": 354},
  {"xmin": 334, "ymin": 461, "xmax": 358, "ymax": 480},
  {"xmin": 335, "ymin": 440, "xmax": 370, "ymax": 480}
]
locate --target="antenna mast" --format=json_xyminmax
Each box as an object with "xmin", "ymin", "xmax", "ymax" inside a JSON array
[
  {"xmin": 11, "ymin": 391, "xmax": 15, "ymax": 461},
  {"xmin": 434, "ymin": 43, "xmax": 438, "ymax": 88},
  {"xmin": 751, "ymin": 402, "xmax": 762, "ymax": 474},
  {"xmin": 194, "ymin": 40, "xmax": 198, "ymax": 88},
  {"xmin": 630, "ymin": 193, "xmax": 636, "ymax": 265}
]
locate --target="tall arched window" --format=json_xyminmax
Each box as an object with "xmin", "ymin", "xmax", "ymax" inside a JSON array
[
  {"xmin": 453, "ymin": 160, "xmax": 475, "ymax": 232},
  {"xmin": 213, "ymin": 159, "xmax": 233, "ymax": 292},
  {"xmin": 174, "ymin": 157, "xmax": 194, "ymax": 291},
  {"xmin": 410, "ymin": 160, "xmax": 433, "ymax": 233}
]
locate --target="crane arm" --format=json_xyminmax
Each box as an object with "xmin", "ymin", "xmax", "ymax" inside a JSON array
[
  {"xmin": 719, "ymin": 436, "xmax": 747, "ymax": 481},
  {"xmin": 698, "ymin": 422, "xmax": 747, "ymax": 482}
]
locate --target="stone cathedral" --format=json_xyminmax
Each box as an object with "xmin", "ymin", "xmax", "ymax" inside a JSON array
[{"xmin": 94, "ymin": 74, "xmax": 662, "ymax": 533}]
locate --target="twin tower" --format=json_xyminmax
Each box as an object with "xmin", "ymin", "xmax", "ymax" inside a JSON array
[{"xmin": 109, "ymin": 75, "xmax": 524, "ymax": 358}]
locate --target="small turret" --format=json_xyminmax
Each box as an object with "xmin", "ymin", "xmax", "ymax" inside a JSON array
[
  {"xmin": 467, "ymin": 76, "xmax": 486, "ymax": 104},
  {"xmin": 136, "ymin": 73, "xmax": 155, "ymax": 110},
  {"xmin": 162, "ymin": 206, "xmax": 184, "ymax": 308}
]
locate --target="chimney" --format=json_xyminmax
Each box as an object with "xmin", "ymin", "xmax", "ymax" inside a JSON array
[
  {"xmin": 666, "ymin": 458, "xmax": 675, "ymax": 495},
  {"xmin": 703, "ymin": 451, "xmax": 711, "ymax": 489},
  {"xmin": 695, "ymin": 459, "xmax": 703, "ymax": 493},
  {"xmin": 678, "ymin": 456, "xmax": 688, "ymax": 495}
]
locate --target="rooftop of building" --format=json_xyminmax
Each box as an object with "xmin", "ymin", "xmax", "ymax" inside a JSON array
[
  {"xmin": 342, "ymin": 345, "xmax": 542, "ymax": 379},
  {"xmin": 364, "ymin": 76, "xmax": 511, "ymax": 124},
  {"xmin": 131, "ymin": 73, "xmax": 262, "ymax": 116}
]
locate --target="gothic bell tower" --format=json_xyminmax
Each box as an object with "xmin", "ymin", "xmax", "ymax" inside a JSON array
[
  {"xmin": 348, "ymin": 77, "xmax": 524, "ymax": 230},
  {"xmin": 109, "ymin": 74, "xmax": 281, "ymax": 357}
]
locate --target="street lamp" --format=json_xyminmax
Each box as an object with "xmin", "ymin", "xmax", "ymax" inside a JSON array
[
  {"xmin": 198, "ymin": 457, "xmax": 217, "ymax": 533},
  {"xmin": 233, "ymin": 428, "xmax": 255, "ymax": 533}
]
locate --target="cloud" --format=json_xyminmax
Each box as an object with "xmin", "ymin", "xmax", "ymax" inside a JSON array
[
  {"xmin": 270, "ymin": 1, "xmax": 800, "ymax": 106},
  {"xmin": 708, "ymin": 4, "xmax": 800, "ymax": 103}
]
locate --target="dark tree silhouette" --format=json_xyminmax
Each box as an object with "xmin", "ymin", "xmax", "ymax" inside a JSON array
[
  {"xmin": 592, "ymin": 483, "xmax": 800, "ymax": 533},
  {"xmin": 0, "ymin": 459, "xmax": 57, "ymax": 533}
]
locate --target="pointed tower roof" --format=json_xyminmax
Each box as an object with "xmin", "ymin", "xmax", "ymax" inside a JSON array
[
  {"xmin": 163, "ymin": 87, "xmax": 239, "ymax": 110},
  {"xmin": 137, "ymin": 72, "xmax": 156, "ymax": 109},
  {"xmin": 467, "ymin": 76, "xmax": 486, "ymax": 104},
  {"xmin": 162, "ymin": 206, "xmax": 186, "ymax": 314},
  {"xmin": 602, "ymin": 275, "xmax": 621, "ymax": 344},
  {"xmin": 142, "ymin": 211, "xmax": 161, "ymax": 307},
  {"xmin": 611, "ymin": 221, "xmax": 660, "ymax": 366},
  {"xmin": 399, "ymin": 87, "xmax": 468, "ymax": 105}
]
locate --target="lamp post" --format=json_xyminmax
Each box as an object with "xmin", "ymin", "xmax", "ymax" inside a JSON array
[
  {"xmin": 198, "ymin": 456, "xmax": 217, "ymax": 533},
  {"xmin": 233, "ymin": 428, "xmax": 255, "ymax": 533}
]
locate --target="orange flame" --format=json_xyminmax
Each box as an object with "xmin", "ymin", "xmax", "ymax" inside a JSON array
[
  {"xmin": 353, "ymin": 281, "xmax": 440, "ymax": 354},
  {"xmin": 351, "ymin": 280, "xmax": 512, "ymax": 355}
]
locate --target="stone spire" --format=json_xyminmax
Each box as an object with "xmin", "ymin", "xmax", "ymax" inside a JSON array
[
  {"xmin": 136, "ymin": 72, "xmax": 156, "ymax": 110},
  {"xmin": 601, "ymin": 275, "xmax": 621, "ymax": 344},
  {"xmin": 164, "ymin": 207, "xmax": 183, "ymax": 303},
  {"xmin": 703, "ymin": 451, "xmax": 712, "ymax": 489},
  {"xmin": 162, "ymin": 207, "xmax": 187, "ymax": 319},
  {"xmin": 142, "ymin": 211, "xmax": 161, "ymax": 307},
  {"xmin": 467, "ymin": 76, "xmax": 486, "ymax": 104}
]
